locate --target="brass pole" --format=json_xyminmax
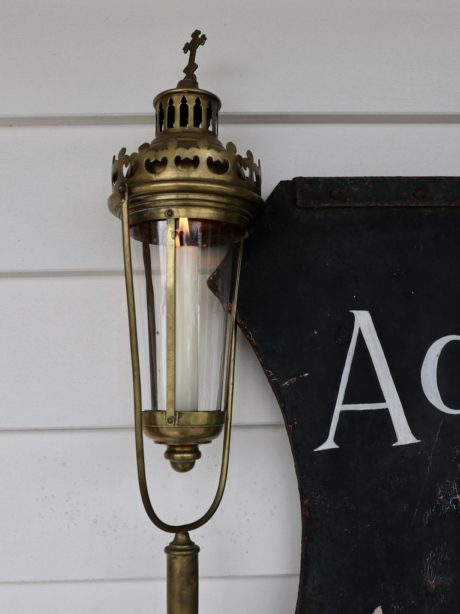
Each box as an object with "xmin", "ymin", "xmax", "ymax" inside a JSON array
[{"xmin": 165, "ymin": 532, "xmax": 200, "ymax": 614}]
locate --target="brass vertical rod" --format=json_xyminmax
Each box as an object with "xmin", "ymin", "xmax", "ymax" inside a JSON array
[
  {"xmin": 121, "ymin": 190, "xmax": 174, "ymax": 533},
  {"xmin": 121, "ymin": 190, "xmax": 143, "ymax": 433},
  {"xmin": 220, "ymin": 239, "xmax": 243, "ymax": 417},
  {"xmin": 166, "ymin": 217, "xmax": 176, "ymax": 423},
  {"xmin": 226, "ymin": 239, "xmax": 244, "ymax": 412},
  {"xmin": 201, "ymin": 239, "xmax": 244, "ymax": 521},
  {"xmin": 142, "ymin": 240, "xmax": 158, "ymax": 411},
  {"xmin": 165, "ymin": 532, "xmax": 199, "ymax": 614}
]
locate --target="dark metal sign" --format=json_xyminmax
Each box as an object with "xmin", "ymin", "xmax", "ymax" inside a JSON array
[{"xmin": 237, "ymin": 177, "xmax": 460, "ymax": 614}]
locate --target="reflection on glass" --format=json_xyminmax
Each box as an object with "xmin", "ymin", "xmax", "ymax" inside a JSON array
[{"xmin": 131, "ymin": 219, "xmax": 243, "ymax": 413}]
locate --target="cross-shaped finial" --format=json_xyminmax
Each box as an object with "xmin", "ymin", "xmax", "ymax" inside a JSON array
[{"xmin": 178, "ymin": 29, "xmax": 207, "ymax": 87}]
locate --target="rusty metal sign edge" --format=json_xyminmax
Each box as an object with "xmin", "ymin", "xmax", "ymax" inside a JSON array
[{"xmin": 294, "ymin": 176, "xmax": 460, "ymax": 208}]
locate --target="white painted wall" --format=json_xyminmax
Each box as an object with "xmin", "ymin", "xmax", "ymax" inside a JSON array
[{"xmin": 1, "ymin": 2, "xmax": 460, "ymax": 612}]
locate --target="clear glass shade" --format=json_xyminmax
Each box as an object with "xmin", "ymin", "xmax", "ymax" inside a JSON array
[{"xmin": 130, "ymin": 218, "xmax": 243, "ymax": 414}]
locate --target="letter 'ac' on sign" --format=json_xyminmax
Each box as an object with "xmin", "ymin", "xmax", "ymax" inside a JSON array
[{"xmin": 315, "ymin": 310, "xmax": 460, "ymax": 452}]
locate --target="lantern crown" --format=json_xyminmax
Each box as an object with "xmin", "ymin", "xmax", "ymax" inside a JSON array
[{"xmin": 109, "ymin": 30, "xmax": 263, "ymax": 229}]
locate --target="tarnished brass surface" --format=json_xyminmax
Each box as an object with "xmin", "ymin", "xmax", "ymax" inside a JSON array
[
  {"xmin": 108, "ymin": 31, "xmax": 263, "ymax": 230},
  {"xmin": 164, "ymin": 445, "xmax": 201, "ymax": 473},
  {"xmin": 108, "ymin": 146, "xmax": 262, "ymax": 228},
  {"xmin": 143, "ymin": 410, "xmax": 225, "ymax": 472},
  {"xmin": 166, "ymin": 217, "xmax": 176, "ymax": 423},
  {"xmin": 165, "ymin": 533, "xmax": 199, "ymax": 614},
  {"xmin": 143, "ymin": 409, "xmax": 225, "ymax": 443}
]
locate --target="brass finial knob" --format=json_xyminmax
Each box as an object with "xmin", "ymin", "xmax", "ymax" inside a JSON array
[{"xmin": 177, "ymin": 29, "xmax": 207, "ymax": 88}]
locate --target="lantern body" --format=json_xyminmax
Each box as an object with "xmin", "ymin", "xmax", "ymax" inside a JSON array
[
  {"xmin": 127, "ymin": 218, "xmax": 243, "ymax": 470},
  {"xmin": 109, "ymin": 39, "xmax": 262, "ymax": 474},
  {"xmin": 131, "ymin": 218, "xmax": 243, "ymax": 411}
]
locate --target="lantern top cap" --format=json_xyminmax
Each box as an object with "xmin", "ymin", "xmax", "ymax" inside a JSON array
[
  {"xmin": 108, "ymin": 29, "xmax": 264, "ymax": 229},
  {"xmin": 152, "ymin": 29, "xmax": 221, "ymax": 139},
  {"xmin": 177, "ymin": 29, "xmax": 207, "ymax": 88}
]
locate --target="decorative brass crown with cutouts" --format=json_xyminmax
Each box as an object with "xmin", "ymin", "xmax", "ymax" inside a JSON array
[{"xmin": 108, "ymin": 30, "xmax": 263, "ymax": 229}]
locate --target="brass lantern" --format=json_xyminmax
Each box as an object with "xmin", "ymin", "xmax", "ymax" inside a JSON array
[{"xmin": 108, "ymin": 30, "xmax": 263, "ymax": 614}]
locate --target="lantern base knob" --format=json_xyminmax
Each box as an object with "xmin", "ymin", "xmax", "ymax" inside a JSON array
[{"xmin": 165, "ymin": 444, "xmax": 202, "ymax": 472}]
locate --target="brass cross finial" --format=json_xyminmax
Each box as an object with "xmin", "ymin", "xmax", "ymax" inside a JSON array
[{"xmin": 177, "ymin": 29, "xmax": 207, "ymax": 87}]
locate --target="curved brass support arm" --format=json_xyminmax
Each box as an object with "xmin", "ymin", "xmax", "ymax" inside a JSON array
[{"xmin": 120, "ymin": 186, "xmax": 241, "ymax": 534}]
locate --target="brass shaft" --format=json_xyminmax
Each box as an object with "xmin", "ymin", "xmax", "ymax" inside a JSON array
[{"xmin": 165, "ymin": 532, "xmax": 200, "ymax": 614}]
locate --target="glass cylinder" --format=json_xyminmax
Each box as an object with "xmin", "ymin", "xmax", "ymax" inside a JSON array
[{"xmin": 130, "ymin": 218, "xmax": 243, "ymax": 416}]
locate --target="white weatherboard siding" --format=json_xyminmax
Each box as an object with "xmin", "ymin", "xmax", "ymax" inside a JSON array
[
  {"xmin": 0, "ymin": 577, "xmax": 299, "ymax": 614},
  {"xmin": 0, "ymin": 428, "xmax": 298, "ymax": 582},
  {"xmin": 0, "ymin": 276, "xmax": 282, "ymax": 430},
  {"xmin": 2, "ymin": 0, "xmax": 460, "ymax": 115},
  {"xmin": 1, "ymin": 1, "xmax": 459, "ymax": 613}
]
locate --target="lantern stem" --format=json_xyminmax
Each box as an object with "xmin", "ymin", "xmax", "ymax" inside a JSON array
[{"xmin": 165, "ymin": 532, "xmax": 200, "ymax": 614}]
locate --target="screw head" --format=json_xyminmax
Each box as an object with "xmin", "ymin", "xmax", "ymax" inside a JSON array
[
  {"xmin": 330, "ymin": 188, "xmax": 343, "ymax": 200},
  {"xmin": 165, "ymin": 209, "xmax": 174, "ymax": 217},
  {"xmin": 167, "ymin": 416, "xmax": 174, "ymax": 424},
  {"xmin": 414, "ymin": 188, "xmax": 427, "ymax": 201}
]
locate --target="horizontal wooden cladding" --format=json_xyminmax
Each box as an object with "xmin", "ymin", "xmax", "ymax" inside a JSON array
[
  {"xmin": 0, "ymin": 276, "xmax": 282, "ymax": 430},
  {"xmin": 0, "ymin": 575, "xmax": 299, "ymax": 614},
  {"xmin": 6, "ymin": 112, "xmax": 460, "ymax": 127},
  {"xmin": 2, "ymin": 1, "xmax": 460, "ymax": 115},
  {"xmin": 0, "ymin": 426, "xmax": 300, "ymax": 582},
  {"xmin": 3, "ymin": 122, "xmax": 460, "ymax": 272}
]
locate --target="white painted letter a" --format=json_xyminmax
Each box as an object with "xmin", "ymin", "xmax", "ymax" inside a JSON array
[{"xmin": 315, "ymin": 311, "xmax": 420, "ymax": 452}]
